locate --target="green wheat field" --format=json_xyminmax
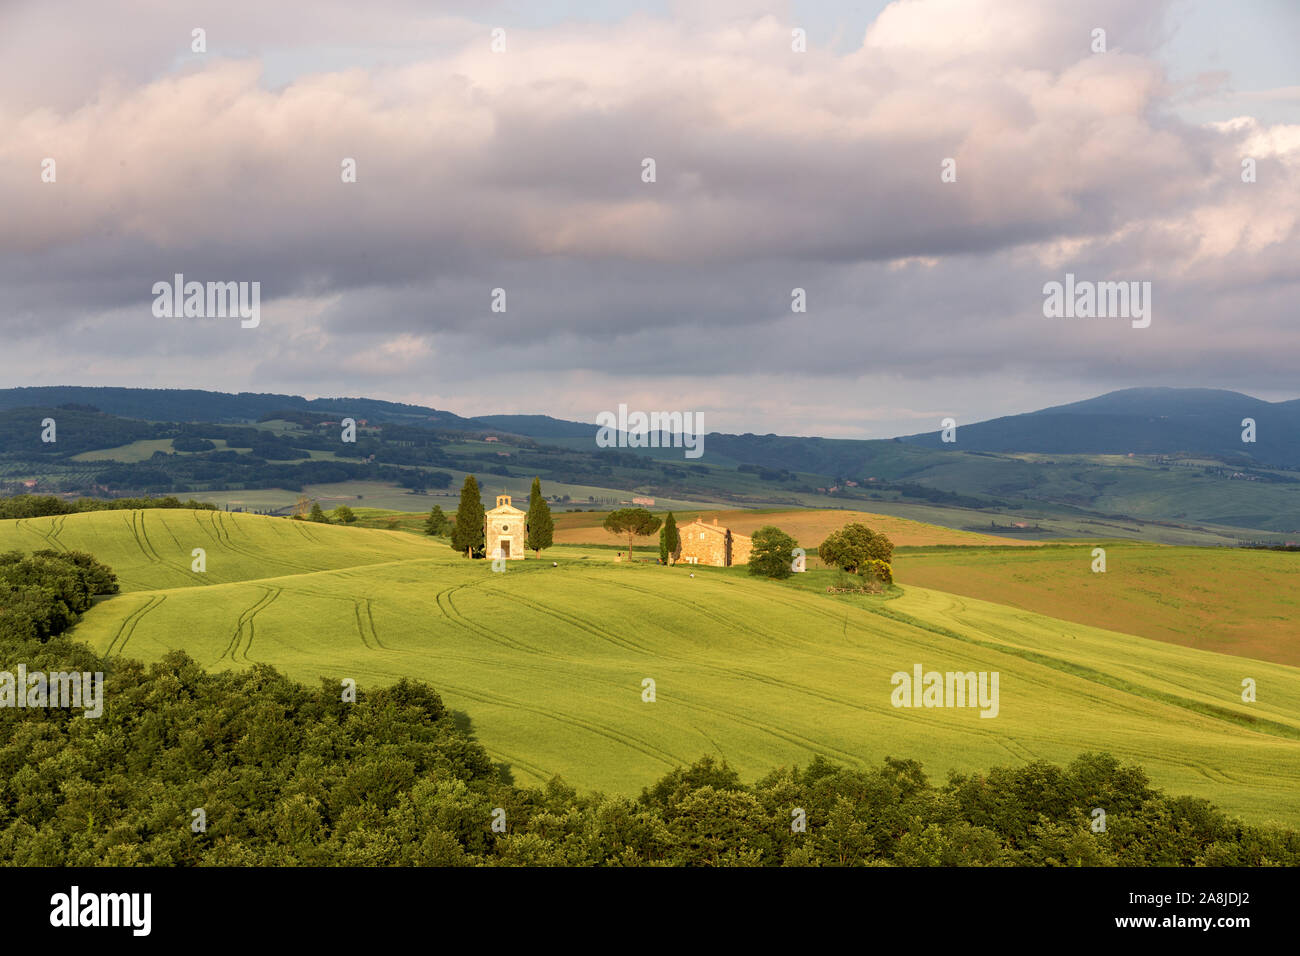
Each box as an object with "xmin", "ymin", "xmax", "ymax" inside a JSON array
[{"xmin": 3, "ymin": 509, "xmax": 1298, "ymax": 824}]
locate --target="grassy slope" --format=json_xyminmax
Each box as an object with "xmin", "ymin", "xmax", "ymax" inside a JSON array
[
  {"xmin": 0, "ymin": 509, "xmax": 434, "ymax": 590},
  {"xmin": 894, "ymin": 542, "xmax": 1300, "ymax": 666},
  {"xmin": 3, "ymin": 510, "xmax": 1297, "ymax": 824}
]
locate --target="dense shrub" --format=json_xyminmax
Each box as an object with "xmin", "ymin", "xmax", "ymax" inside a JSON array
[
  {"xmin": 0, "ymin": 549, "xmax": 118, "ymax": 642},
  {"xmin": 749, "ymin": 525, "xmax": 797, "ymax": 579},
  {"xmin": 819, "ymin": 523, "xmax": 894, "ymax": 573}
]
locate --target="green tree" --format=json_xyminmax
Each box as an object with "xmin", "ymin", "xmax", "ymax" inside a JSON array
[
  {"xmin": 818, "ymin": 523, "xmax": 893, "ymax": 574},
  {"xmin": 659, "ymin": 512, "xmax": 680, "ymax": 563},
  {"xmin": 424, "ymin": 505, "xmax": 451, "ymax": 536},
  {"xmin": 332, "ymin": 505, "xmax": 356, "ymax": 524},
  {"xmin": 602, "ymin": 508, "xmax": 661, "ymax": 556},
  {"xmin": 748, "ymin": 525, "xmax": 796, "ymax": 579},
  {"xmin": 308, "ymin": 502, "xmax": 329, "ymax": 523},
  {"xmin": 451, "ymin": 475, "xmax": 485, "ymax": 557},
  {"xmin": 525, "ymin": 477, "xmax": 554, "ymax": 557}
]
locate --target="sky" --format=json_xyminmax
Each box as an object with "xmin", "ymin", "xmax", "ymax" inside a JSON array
[{"xmin": 1, "ymin": 0, "xmax": 1297, "ymax": 438}]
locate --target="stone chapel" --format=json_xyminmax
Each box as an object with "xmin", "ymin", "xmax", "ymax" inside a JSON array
[{"xmin": 485, "ymin": 493, "xmax": 526, "ymax": 560}]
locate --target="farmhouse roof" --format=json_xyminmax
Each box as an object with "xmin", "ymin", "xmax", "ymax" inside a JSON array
[{"xmin": 681, "ymin": 517, "xmax": 752, "ymax": 542}]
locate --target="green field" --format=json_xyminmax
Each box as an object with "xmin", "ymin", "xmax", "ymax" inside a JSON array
[
  {"xmin": 3, "ymin": 509, "xmax": 1298, "ymax": 824},
  {"xmin": 895, "ymin": 542, "xmax": 1300, "ymax": 666}
]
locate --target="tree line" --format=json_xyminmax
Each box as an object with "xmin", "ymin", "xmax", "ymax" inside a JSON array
[
  {"xmin": 0, "ymin": 494, "xmax": 217, "ymax": 519},
  {"xmin": 585, "ymin": 508, "xmax": 896, "ymax": 586},
  {"xmin": 0, "ymin": 549, "xmax": 119, "ymax": 643}
]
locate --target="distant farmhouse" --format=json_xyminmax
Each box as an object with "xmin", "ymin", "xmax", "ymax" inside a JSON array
[
  {"xmin": 677, "ymin": 517, "xmax": 752, "ymax": 567},
  {"xmin": 485, "ymin": 494, "xmax": 526, "ymax": 560}
]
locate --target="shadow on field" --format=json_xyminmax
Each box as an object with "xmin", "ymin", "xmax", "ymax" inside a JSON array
[{"xmin": 450, "ymin": 708, "xmax": 516, "ymax": 785}]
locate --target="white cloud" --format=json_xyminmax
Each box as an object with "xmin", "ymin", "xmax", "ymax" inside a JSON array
[{"xmin": 1, "ymin": 0, "xmax": 1297, "ymax": 433}]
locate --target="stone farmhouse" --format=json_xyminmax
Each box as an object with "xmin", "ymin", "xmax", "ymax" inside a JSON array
[
  {"xmin": 676, "ymin": 517, "xmax": 753, "ymax": 567},
  {"xmin": 485, "ymin": 494, "xmax": 526, "ymax": 560}
]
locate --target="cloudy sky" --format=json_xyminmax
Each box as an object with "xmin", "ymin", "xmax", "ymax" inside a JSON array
[{"xmin": 2, "ymin": 0, "xmax": 1297, "ymax": 437}]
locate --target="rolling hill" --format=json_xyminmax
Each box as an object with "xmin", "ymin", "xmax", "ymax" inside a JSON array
[
  {"xmin": 900, "ymin": 388, "xmax": 1300, "ymax": 465},
  {"xmin": 6, "ymin": 386, "xmax": 1300, "ymax": 538},
  {"xmin": 4, "ymin": 508, "xmax": 1298, "ymax": 825}
]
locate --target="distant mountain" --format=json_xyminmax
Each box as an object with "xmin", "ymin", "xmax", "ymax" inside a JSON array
[
  {"xmin": 5, "ymin": 385, "xmax": 1300, "ymax": 534},
  {"xmin": 899, "ymin": 388, "xmax": 1300, "ymax": 466},
  {"xmin": 0, "ymin": 386, "xmax": 481, "ymax": 431},
  {"xmin": 468, "ymin": 414, "xmax": 597, "ymax": 439},
  {"xmin": 4, "ymin": 384, "xmax": 1299, "ymax": 471}
]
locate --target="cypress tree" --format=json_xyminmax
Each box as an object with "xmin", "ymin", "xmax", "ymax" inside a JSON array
[
  {"xmin": 660, "ymin": 512, "xmax": 680, "ymax": 563},
  {"xmin": 451, "ymin": 475, "xmax": 485, "ymax": 557},
  {"xmin": 525, "ymin": 477, "xmax": 554, "ymax": 557}
]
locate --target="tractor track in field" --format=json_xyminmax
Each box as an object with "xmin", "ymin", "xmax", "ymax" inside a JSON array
[
  {"xmin": 441, "ymin": 664, "xmax": 869, "ymax": 768},
  {"xmin": 284, "ymin": 519, "xmax": 329, "ymax": 545},
  {"xmin": 864, "ymin": 598, "xmax": 1300, "ymax": 743},
  {"xmin": 23, "ymin": 514, "xmax": 69, "ymax": 551},
  {"xmin": 613, "ymin": 577, "xmax": 873, "ymax": 668},
  {"xmin": 485, "ymin": 748, "xmax": 553, "ymax": 786},
  {"xmin": 383, "ymin": 640, "xmax": 867, "ymax": 754},
  {"xmin": 136, "ymin": 512, "xmax": 166, "ymax": 563},
  {"xmin": 190, "ymin": 510, "xmax": 224, "ymax": 548},
  {"xmin": 157, "ymin": 513, "xmax": 185, "ymax": 551},
  {"xmin": 404, "ymin": 585, "xmax": 882, "ymax": 765},
  {"xmin": 242, "ymin": 586, "xmax": 284, "ymax": 661},
  {"xmin": 659, "ymin": 691, "xmax": 868, "ymax": 765},
  {"xmin": 18, "ymin": 517, "xmax": 60, "ymax": 551},
  {"xmin": 497, "ymin": 577, "xmax": 1041, "ymax": 763},
  {"xmin": 693, "ymin": 722, "xmax": 727, "ymax": 760},
  {"xmin": 698, "ymin": 574, "xmax": 882, "ymax": 634},
  {"xmin": 484, "ymin": 581, "xmax": 911, "ymax": 744},
  {"xmin": 231, "ymin": 582, "xmax": 384, "ymax": 653},
  {"xmin": 105, "ymin": 594, "xmax": 167, "ymax": 657},
  {"xmin": 287, "ymin": 520, "xmax": 316, "ymax": 541},
  {"xmin": 480, "ymin": 587, "xmax": 653, "ymax": 656},
  {"xmin": 210, "ymin": 512, "xmax": 319, "ymax": 575},
  {"xmin": 352, "ymin": 598, "xmax": 385, "ymax": 651},
  {"xmin": 433, "ymin": 679, "xmax": 687, "ymax": 768},
  {"xmin": 364, "ymin": 599, "xmax": 386, "ymax": 650},
  {"xmin": 207, "ymin": 511, "xmax": 233, "ymax": 548},
  {"xmin": 434, "ymin": 583, "xmax": 545, "ymax": 655},
  {"xmin": 123, "ymin": 512, "xmax": 161, "ymax": 564},
  {"xmin": 220, "ymin": 587, "xmax": 283, "ymax": 663},
  {"xmin": 613, "ymin": 578, "xmax": 813, "ymax": 653}
]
